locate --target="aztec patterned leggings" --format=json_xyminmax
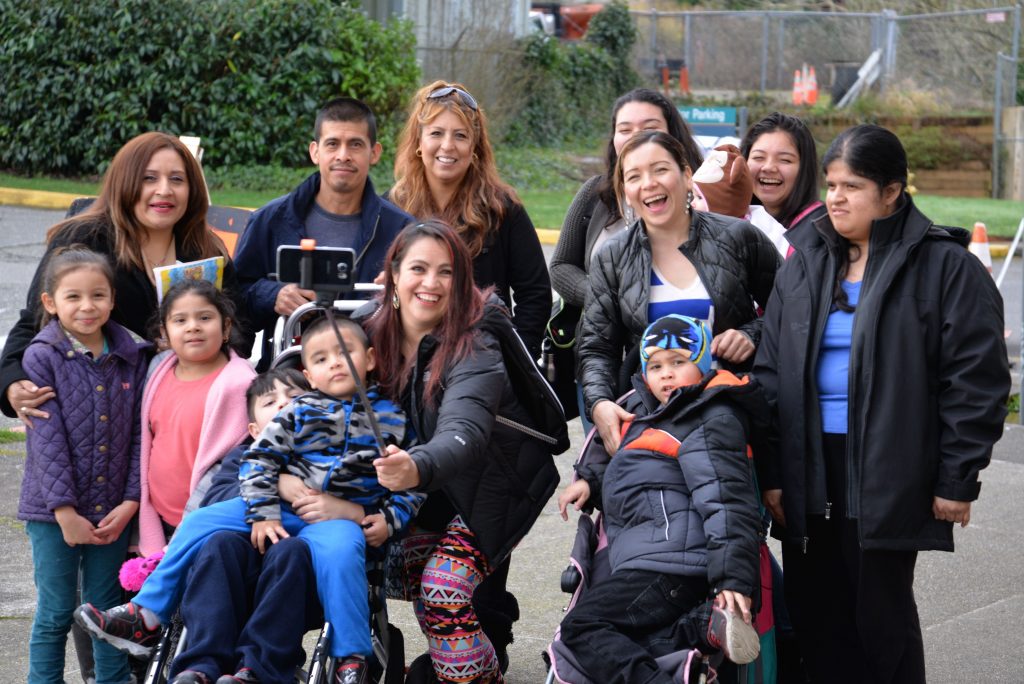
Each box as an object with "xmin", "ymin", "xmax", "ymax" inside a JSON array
[{"xmin": 400, "ymin": 516, "xmax": 503, "ymax": 683}]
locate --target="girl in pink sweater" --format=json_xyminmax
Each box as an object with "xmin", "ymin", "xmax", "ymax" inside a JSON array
[{"xmin": 137, "ymin": 279, "xmax": 254, "ymax": 556}]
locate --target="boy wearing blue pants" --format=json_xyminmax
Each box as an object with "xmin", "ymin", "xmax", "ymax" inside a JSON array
[{"xmin": 77, "ymin": 316, "xmax": 423, "ymax": 684}]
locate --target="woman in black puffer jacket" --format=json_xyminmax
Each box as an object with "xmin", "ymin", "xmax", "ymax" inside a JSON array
[
  {"xmin": 367, "ymin": 220, "xmax": 559, "ymax": 684},
  {"xmin": 577, "ymin": 131, "xmax": 779, "ymax": 452}
]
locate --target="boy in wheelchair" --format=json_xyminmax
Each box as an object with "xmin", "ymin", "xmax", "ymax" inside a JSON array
[{"xmin": 77, "ymin": 316, "xmax": 423, "ymax": 684}]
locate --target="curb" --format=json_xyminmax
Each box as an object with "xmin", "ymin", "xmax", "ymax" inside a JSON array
[
  {"xmin": 0, "ymin": 187, "xmax": 566, "ymax": 245},
  {"xmin": 3, "ymin": 186, "xmax": 1019, "ymax": 252}
]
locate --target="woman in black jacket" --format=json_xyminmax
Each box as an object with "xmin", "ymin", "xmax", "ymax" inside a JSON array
[
  {"xmin": 753, "ymin": 125, "xmax": 1010, "ymax": 683},
  {"xmin": 0, "ymin": 132, "xmax": 246, "ymax": 423},
  {"xmin": 550, "ymin": 88, "xmax": 703, "ymax": 428},
  {"xmin": 369, "ymin": 220, "xmax": 559, "ymax": 684},
  {"xmin": 577, "ymin": 131, "xmax": 779, "ymax": 452}
]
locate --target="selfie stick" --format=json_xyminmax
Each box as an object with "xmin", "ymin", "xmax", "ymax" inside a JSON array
[{"xmin": 299, "ymin": 239, "xmax": 389, "ymax": 456}]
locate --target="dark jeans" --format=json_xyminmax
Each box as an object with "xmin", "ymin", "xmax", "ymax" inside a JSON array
[
  {"xmin": 560, "ymin": 569, "xmax": 710, "ymax": 684},
  {"xmin": 781, "ymin": 433, "xmax": 925, "ymax": 684},
  {"xmin": 170, "ymin": 532, "xmax": 322, "ymax": 683}
]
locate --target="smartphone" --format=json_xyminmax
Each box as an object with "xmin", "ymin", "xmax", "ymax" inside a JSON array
[{"xmin": 276, "ymin": 245, "xmax": 356, "ymax": 292}]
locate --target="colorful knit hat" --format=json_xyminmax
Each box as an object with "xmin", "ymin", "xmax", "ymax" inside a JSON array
[
  {"xmin": 691, "ymin": 144, "xmax": 754, "ymax": 219},
  {"xmin": 640, "ymin": 314, "xmax": 712, "ymax": 377}
]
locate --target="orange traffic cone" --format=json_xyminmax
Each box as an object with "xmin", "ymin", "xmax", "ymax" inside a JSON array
[
  {"xmin": 806, "ymin": 66, "xmax": 819, "ymax": 105},
  {"xmin": 792, "ymin": 70, "xmax": 804, "ymax": 106},
  {"xmin": 679, "ymin": 66, "xmax": 691, "ymax": 96},
  {"xmin": 969, "ymin": 222, "xmax": 993, "ymax": 273}
]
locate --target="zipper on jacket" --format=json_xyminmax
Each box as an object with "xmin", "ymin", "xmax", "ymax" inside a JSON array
[
  {"xmin": 802, "ymin": 537, "xmax": 809, "ymax": 553},
  {"xmin": 354, "ymin": 214, "xmax": 380, "ymax": 274},
  {"xmin": 659, "ymin": 490, "xmax": 670, "ymax": 541},
  {"xmin": 824, "ymin": 501, "xmax": 832, "ymax": 520}
]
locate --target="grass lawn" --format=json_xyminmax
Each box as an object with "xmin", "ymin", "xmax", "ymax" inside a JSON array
[{"xmin": 4, "ymin": 172, "xmax": 1023, "ymax": 236}]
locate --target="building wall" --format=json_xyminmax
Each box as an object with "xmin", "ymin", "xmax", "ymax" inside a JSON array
[{"xmin": 363, "ymin": 0, "xmax": 531, "ymax": 109}]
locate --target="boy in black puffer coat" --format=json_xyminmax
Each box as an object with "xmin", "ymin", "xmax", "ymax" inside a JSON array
[{"xmin": 558, "ymin": 314, "xmax": 766, "ymax": 684}]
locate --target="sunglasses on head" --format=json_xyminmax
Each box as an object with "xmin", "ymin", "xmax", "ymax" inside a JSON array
[{"xmin": 426, "ymin": 85, "xmax": 479, "ymax": 111}]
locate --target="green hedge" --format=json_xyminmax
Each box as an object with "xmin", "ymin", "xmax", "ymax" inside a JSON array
[
  {"xmin": 0, "ymin": 0, "xmax": 419, "ymax": 175},
  {"xmin": 504, "ymin": 1, "xmax": 640, "ymax": 146}
]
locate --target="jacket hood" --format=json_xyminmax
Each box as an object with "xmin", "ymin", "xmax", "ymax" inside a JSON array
[
  {"xmin": 797, "ymin": 193, "xmax": 969, "ymax": 252},
  {"xmin": 630, "ymin": 367, "xmax": 770, "ymax": 428},
  {"xmin": 286, "ymin": 172, "xmax": 385, "ymax": 223}
]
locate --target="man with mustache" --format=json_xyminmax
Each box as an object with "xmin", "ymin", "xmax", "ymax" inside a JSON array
[{"xmin": 234, "ymin": 97, "xmax": 411, "ymax": 369}]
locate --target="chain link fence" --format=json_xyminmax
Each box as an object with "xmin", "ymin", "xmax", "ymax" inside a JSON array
[{"xmin": 631, "ymin": 7, "xmax": 1020, "ymax": 110}]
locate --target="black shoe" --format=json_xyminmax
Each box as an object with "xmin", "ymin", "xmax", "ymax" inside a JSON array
[
  {"xmin": 334, "ymin": 656, "xmax": 367, "ymax": 684},
  {"xmin": 73, "ymin": 602, "xmax": 160, "ymax": 659},
  {"xmin": 215, "ymin": 667, "xmax": 260, "ymax": 683},
  {"xmin": 404, "ymin": 653, "xmax": 439, "ymax": 684},
  {"xmin": 171, "ymin": 671, "xmax": 213, "ymax": 684}
]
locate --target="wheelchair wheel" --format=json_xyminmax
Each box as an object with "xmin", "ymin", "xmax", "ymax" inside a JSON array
[{"xmin": 142, "ymin": 619, "xmax": 186, "ymax": 684}]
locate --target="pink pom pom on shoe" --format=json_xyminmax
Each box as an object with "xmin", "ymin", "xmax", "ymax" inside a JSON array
[{"xmin": 118, "ymin": 551, "xmax": 164, "ymax": 591}]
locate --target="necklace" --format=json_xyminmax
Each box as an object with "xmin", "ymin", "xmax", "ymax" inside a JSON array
[{"xmin": 143, "ymin": 237, "xmax": 176, "ymax": 269}]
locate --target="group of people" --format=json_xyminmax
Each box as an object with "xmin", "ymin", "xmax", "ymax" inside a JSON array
[{"xmin": 2, "ymin": 79, "xmax": 1010, "ymax": 684}]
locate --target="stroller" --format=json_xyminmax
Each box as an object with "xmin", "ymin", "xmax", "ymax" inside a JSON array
[
  {"xmin": 543, "ymin": 394, "xmax": 776, "ymax": 684},
  {"xmin": 542, "ymin": 418, "xmax": 718, "ymax": 684}
]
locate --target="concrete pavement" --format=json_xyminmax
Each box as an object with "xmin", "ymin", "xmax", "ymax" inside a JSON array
[{"xmin": 2, "ymin": 420, "xmax": 1024, "ymax": 682}]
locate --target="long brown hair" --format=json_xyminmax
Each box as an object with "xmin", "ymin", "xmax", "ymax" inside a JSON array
[
  {"xmin": 390, "ymin": 80, "xmax": 518, "ymax": 258},
  {"xmin": 367, "ymin": 219, "xmax": 488, "ymax": 406},
  {"xmin": 47, "ymin": 132, "xmax": 225, "ymax": 269}
]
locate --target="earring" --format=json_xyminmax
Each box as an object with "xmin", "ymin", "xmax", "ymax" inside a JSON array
[
  {"xmin": 391, "ymin": 291, "xmax": 400, "ymax": 310},
  {"xmin": 624, "ymin": 204, "xmax": 635, "ymax": 225},
  {"xmin": 415, "ymin": 148, "xmax": 422, "ymax": 158},
  {"xmin": 686, "ymin": 190, "xmax": 693, "ymax": 214}
]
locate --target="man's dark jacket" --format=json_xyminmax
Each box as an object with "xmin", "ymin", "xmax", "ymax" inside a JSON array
[
  {"xmin": 753, "ymin": 196, "xmax": 1009, "ymax": 552},
  {"xmin": 233, "ymin": 173, "xmax": 411, "ymax": 335}
]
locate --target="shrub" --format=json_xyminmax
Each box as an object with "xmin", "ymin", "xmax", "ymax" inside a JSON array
[
  {"xmin": 503, "ymin": 1, "xmax": 640, "ymax": 146},
  {"xmin": 0, "ymin": 0, "xmax": 419, "ymax": 175}
]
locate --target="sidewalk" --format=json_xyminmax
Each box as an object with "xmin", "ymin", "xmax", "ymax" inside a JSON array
[
  {"xmin": 0, "ymin": 187, "xmax": 564, "ymax": 246},
  {"xmin": 2, "ymin": 419, "xmax": 1024, "ymax": 682}
]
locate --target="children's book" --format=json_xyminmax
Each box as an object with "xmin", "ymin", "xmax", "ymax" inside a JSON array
[{"xmin": 153, "ymin": 256, "xmax": 225, "ymax": 304}]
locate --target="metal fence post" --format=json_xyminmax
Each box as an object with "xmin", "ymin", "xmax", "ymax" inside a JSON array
[
  {"xmin": 994, "ymin": 54, "xmax": 1004, "ymax": 200},
  {"xmin": 776, "ymin": 17, "xmax": 786, "ymax": 90},
  {"xmin": 760, "ymin": 13, "xmax": 769, "ymax": 95},
  {"xmin": 649, "ymin": 0, "xmax": 657, "ymax": 69},
  {"xmin": 882, "ymin": 9, "xmax": 898, "ymax": 91},
  {"xmin": 685, "ymin": 12, "xmax": 692, "ymax": 87}
]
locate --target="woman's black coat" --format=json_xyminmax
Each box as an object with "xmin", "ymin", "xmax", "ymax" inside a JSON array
[
  {"xmin": 577, "ymin": 210, "xmax": 780, "ymax": 417},
  {"xmin": 753, "ymin": 197, "xmax": 1009, "ymax": 551},
  {"xmin": 403, "ymin": 302, "xmax": 560, "ymax": 566}
]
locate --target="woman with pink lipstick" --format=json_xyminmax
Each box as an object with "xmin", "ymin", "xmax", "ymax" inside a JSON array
[
  {"xmin": 740, "ymin": 112, "xmax": 826, "ymax": 256},
  {"xmin": 577, "ymin": 131, "xmax": 779, "ymax": 454},
  {"xmin": 0, "ymin": 132, "xmax": 246, "ymax": 424},
  {"xmin": 389, "ymin": 80, "xmax": 550, "ymax": 360}
]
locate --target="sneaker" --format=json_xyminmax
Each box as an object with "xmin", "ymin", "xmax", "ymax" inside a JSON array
[
  {"xmin": 215, "ymin": 668, "xmax": 260, "ymax": 684},
  {"xmin": 73, "ymin": 602, "xmax": 160, "ymax": 659},
  {"xmin": 706, "ymin": 605, "xmax": 760, "ymax": 665},
  {"xmin": 334, "ymin": 656, "xmax": 367, "ymax": 684},
  {"xmin": 171, "ymin": 672, "xmax": 213, "ymax": 684}
]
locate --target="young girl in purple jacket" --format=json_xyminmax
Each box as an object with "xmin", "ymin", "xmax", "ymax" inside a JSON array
[{"xmin": 18, "ymin": 246, "xmax": 151, "ymax": 684}]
